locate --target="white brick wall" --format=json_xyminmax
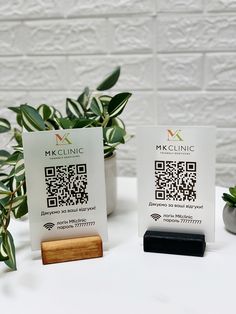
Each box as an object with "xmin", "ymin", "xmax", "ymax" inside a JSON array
[{"xmin": 0, "ymin": 0, "xmax": 235, "ymax": 186}]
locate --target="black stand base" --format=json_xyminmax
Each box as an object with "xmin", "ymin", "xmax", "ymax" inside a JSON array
[{"xmin": 143, "ymin": 230, "xmax": 206, "ymax": 257}]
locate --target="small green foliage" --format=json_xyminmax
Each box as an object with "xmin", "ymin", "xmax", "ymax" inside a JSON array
[
  {"xmin": 20, "ymin": 104, "xmax": 46, "ymax": 132},
  {"xmin": 0, "ymin": 66, "xmax": 132, "ymax": 270},
  {"xmin": 37, "ymin": 104, "xmax": 55, "ymax": 121},
  {"xmin": 66, "ymin": 98, "xmax": 85, "ymax": 119},
  {"xmin": 222, "ymin": 186, "xmax": 236, "ymax": 207},
  {"xmin": 96, "ymin": 66, "xmax": 120, "ymax": 91},
  {"xmin": 2, "ymin": 231, "xmax": 17, "ymax": 270},
  {"xmin": 107, "ymin": 92, "xmax": 131, "ymax": 118},
  {"xmin": 0, "ymin": 118, "xmax": 11, "ymax": 133}
]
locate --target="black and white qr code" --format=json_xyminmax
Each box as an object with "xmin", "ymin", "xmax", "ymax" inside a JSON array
[
  {"xmin": 45, "ymin": 164, "xmax": 88, "ymax": 207},
  {"xmin": 155, "ymin": 160, "xmax": 197, "ymax": 202}
]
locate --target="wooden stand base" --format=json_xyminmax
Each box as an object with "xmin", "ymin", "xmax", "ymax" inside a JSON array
[{"xmin": 41, "ymin": 235, "xmax": 103, "ymax": 265}]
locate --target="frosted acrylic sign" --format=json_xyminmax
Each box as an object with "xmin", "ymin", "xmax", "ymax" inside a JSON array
[
  {"xmin": 23, "ymin": 128, "xmax": 108, "ymax": 250},
  {"xmin": 137, "ymin": 126, "xmax": 215, "ymax": 242}
]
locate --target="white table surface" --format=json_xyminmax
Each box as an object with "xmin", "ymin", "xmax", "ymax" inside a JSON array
[{"xmin": 0, "ymin": 177, "xmax": 235, "ymax": 314}]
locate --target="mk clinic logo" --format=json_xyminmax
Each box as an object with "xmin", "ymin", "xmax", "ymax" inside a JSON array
[
  {"xmin": 55, "ymin": 133, "xmax": 72, "ymax": 145},
  {"xmin": 167, "ymin": 129, "xmax": 183, "ymax": 141}
]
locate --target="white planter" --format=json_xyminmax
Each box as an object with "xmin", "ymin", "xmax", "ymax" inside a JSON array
[
  {"xmin": 104, "ymin": 153, "xmax": 117, "ymax": 215},
  {"xmin": 223, "ymin": 204, "xmax": 236, "ymax": 234}
]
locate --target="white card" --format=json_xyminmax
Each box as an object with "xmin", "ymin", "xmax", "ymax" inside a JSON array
[
  {"xmin": 137, "ymin": 126, "xmax": 215, "ymax": 242},
  {"xmin": 23, "ymin": 128, "xmax": 108, "ymax": 250}
]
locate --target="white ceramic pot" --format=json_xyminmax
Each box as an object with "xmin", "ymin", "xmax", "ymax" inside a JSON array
[{"xmin": 104, "ymin": 153, "xmax": 117, "ymax": 215}]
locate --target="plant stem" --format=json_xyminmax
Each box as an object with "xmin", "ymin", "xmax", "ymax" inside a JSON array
[
  {"xmin": 101, "ymin": 115, "xmax": 110, "ymax": 128},
  {"xmin": 3, "ymin": 180, "xmax": 25, "ymax": 232},
  {"xmin": 12, "ymin": 181, "xmax": 25, "ymax": 195}
]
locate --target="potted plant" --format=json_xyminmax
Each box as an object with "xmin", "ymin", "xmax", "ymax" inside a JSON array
[
  {"xmin": 0, "ymin": 66, "xmax": 132, "ymax": 270},
  {"xmin": 222, "ymin": 186, "xmax": 236, "ymax": 233}
]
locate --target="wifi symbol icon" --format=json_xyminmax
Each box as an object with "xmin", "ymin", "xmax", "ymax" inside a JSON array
[
  {"xmin": 150, "ymin": 213, "xmax": 162, "ymax": 221},
  {"xmin": 43, "ymin": 222, "xmax": 55, "ymax": 231}
]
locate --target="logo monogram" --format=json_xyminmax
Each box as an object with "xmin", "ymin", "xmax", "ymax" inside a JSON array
[
  {"xmin": 167, "ymin": 129, "xmax": 183, "ymax": 141},
  {"xmin": 55, "ymin": 133, "xmax": 72, "ymax": 145}
]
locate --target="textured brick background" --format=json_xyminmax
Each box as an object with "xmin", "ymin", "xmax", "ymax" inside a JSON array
[{"xmin": 0, "ymin": 0, "xmax": 235, "ymax": 186}]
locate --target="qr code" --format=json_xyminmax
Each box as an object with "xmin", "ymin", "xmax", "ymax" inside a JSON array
[
  {"xmin": 155, "ymin": 161, "xmax": 196, "ymax": 202},
  {"xmin": 45, "ymin": 164, "xmax": 88, "ymax": 207}
]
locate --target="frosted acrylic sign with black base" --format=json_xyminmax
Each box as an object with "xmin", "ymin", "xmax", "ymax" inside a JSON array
[
  {"xmin": 137, "ymin": 126, "xmax": 216, "ymax": 243},
  {"xmin": 23, "ymin": 128, "xmax": 108, "ymax": 250}
]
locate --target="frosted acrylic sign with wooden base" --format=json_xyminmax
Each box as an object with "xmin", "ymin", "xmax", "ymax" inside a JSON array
[
  {"xmin": 23, "ymin": 128, "xmax": 108, "ymax": 264},
  {"xmin": 137, "ymin": 126, "xmax": 216, "ymax": 256}
]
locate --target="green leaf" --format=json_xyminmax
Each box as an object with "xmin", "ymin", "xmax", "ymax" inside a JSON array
[
  {"xmin": 73, "ymin": 118, "xmax": 96, "ymax": 128},
  {"xmin": 13, "ymin": 179, "xmax": 26, "ymax": 197},
  {"xmin": 5, "ymin": 195, "xmax": 25, "ymax": 211},
  {"xmin": 8, "ymin": 106, "xmax": 21, "ymax": 114},
  {"xmin": 222, "ymin": 193, "xmax": 236, "ymax": 207},
  {"xmin": 86, "ymin": 110, "xmax": 98, "ymax": 118},
  {"xmin": 90, "ymin": 97, "xmax": 103, "ymax": 116},
  {"xmin": 45, "ymin": 119, "xmax": 60, "ymax": 130},
  {"xmin": 1, "ymin": 168, "xmax": 15, "ymax": 186},
  {"xmin": 0, "ymin": 181, "xmax": 11, "ymax": 201},
  {"xmin": 229, "ymin": 187, "xmax": 236, "ymax": 198},
  {"xmin": 0, "ymin": 204, "xmax": 5, "ymax": 218},
  {"xmin": 4, "ymin": 151, "xmax": 21, "ymax": 166},
  {"xmin": 78, "ymin": 87, "xmax": 90, "ymax": 109},
  {"xmin": 16, "ymin": 113, "xmax": 23, "ymax": 127},
  {"xmin": 0, "ymin": 214, "xmax": 10, "ymax": 231},
  {"xmin": 54, "ymin": 109, "xmax": 63, "ymax": 119},
  {"xmin": 1, "ymin": 194, "xmax": 12, "ymax": 208},
  {"xmin": 99, "ymin": 95, "xmax": 112, "ymax": 107},
  {"xmin": 37, "ymin": 104, "xmax": 55, "ymax": 121},
  {"xmin": 0, "ymin": 118, "xmax": 11, "ymax": 133},
  {"xmin": 108, "ymin": 92, "xmax": 131, "ymax": 118},
  {"xmin": 56, "ymin": 118, "xmax": 74, "ymax": 129},
  {"xmin": 13, "ymin": 196, "xmax": 28, "ymax": 219},
  {"xmin": 97, "ymin": 66, "xmax": 121, "ymax": 91},
  {"xmin": 0, "ymin": 150, "xmax": 10, "ymax": 165},
  {"xmin": 104, "ymin": 145, "xmax": 115, "ymax": 158},
  {"xmin": 11, "ymin": 177, "xmax": 17, "ymax": 195},
  {"xmin": 15, "ymin": 153, "xmax": 25, "ymax": 182},
  {"xmin": 13, "ymin": 128, "xmax": 23, "ymax": 146},
  {"xmin": 0, "ymin": 173, "xmax": 10, "ymax": 183},
  {"xmin": 20, "ymin": 104, "xmax": 46, "ymax": 132},
  {"xmin": 2, "ymin": 231, "xmax": 16, "ymax": 270},
  {"xmin": 104, "ymin": 126, "xmax": 126, "ymax": 144},
  {"xmin": 8, "ymin": 106, "xmax": 23, "ymax": 126},
  {"xmin": 12, "ymin": 146, "xmax": 24, "ymax": 153},
  {"xmin": 110, "ymin": 117, "xmax": 125, "ymax": 130},
  {"xmin": 0, "ymin": 240, "xmax": 9, "ymax": 261},
  {"xmin": 0, "ymin": 198, "xmax": 11, "ymax": 209},
  {"xmin": 66, "ymin": 98, "xmax": 85, "ymax": 118}
]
